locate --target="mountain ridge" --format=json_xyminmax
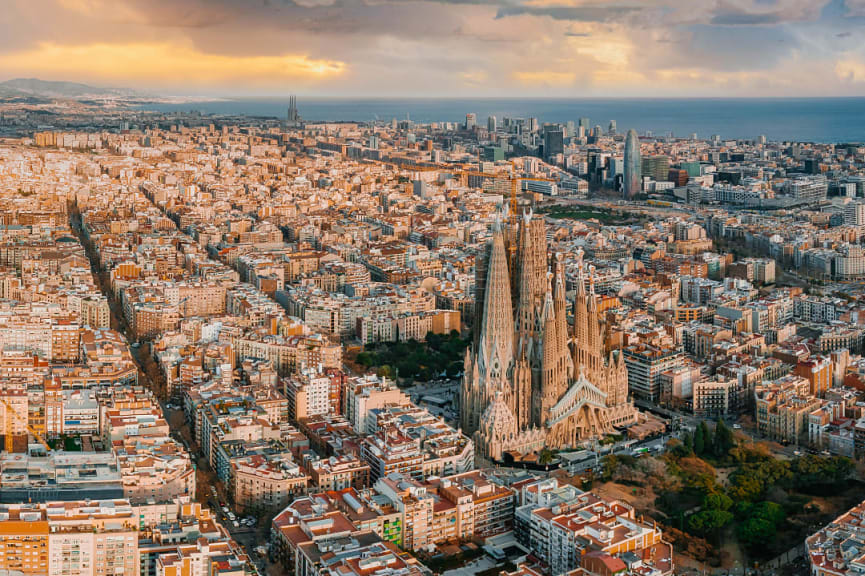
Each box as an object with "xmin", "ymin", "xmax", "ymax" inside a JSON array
[{"xmin": 0, "ymin": 78, "xmax": 136, "ymax": 99}]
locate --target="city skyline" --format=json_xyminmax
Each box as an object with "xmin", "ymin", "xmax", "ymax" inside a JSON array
[{"xmin": 3, "ymin": 0, "xmax": 865, "ymax": 98}]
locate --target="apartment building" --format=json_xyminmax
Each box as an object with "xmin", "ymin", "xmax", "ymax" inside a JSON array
[
  {"xmin": 231, "ymin": 453, "xmax": 308, "ymax": 514},
  {"xmin": 306, "ymin": 454, "xmax": 370, "ymax": 492},
  {"xmin": 807, "ymin": 499, "xmax": 865, "ymax": 576},
  {"xmin": 373, "ymin": 473, "xmax": 434, "ymax": 552},
  {"xmin": 755, "ymin": 375, "xmax": 823, "ymax": 445},
  {"xmin": 623, "ymin": 344, "xmax": 683, "ymax": 402},
  {"xmin": 514, "ymin": 478, "xmax": 672, "ymax": 576}
]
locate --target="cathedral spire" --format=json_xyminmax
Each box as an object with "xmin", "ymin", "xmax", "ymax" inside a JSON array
[
  {"xmin": 463, "ymin": 223, "xmax": 515, "ymax": 435},
  {"xmin": 515, "ymin": 213, "xmax": 537, "ymax": 354}
]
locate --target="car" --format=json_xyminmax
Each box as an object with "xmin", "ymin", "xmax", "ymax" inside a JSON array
[
  {"xmin": 732, "ymin": 424, "xmax": 742, "ymax": 429},
  {"xmin": 228, "ymin": 512, "xmax": 236, "ymax": 520},
  {"xmin": 232, "ymin": 520, "xmax": 240, "ymax": 528},
  {"xmin": 793, "ymin": 450, "xmax": 801, "ymax": 456},
  {"xmin": 222, "ymin": 507, "xmax": 229, "ymax": 513}
]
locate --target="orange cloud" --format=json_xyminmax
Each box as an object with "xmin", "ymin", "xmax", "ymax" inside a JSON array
[{"xmin": 0, "ymin": 41, "xmax": 346, "ymax": 87}]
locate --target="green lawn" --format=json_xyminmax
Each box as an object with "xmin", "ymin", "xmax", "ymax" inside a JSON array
[{"xmin": 538, "ymin": 205, "xmax": 642, "ymax": 224}]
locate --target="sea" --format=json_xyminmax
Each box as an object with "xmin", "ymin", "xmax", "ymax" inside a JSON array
[{"xmin": 144, "ymin": 97, "xmax": 865, "ymax": 144}]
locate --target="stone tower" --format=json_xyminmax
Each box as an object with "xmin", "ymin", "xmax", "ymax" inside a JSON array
[{"xmin": 461, "ymin": 222, "xmax": 513, "ymax": 435}]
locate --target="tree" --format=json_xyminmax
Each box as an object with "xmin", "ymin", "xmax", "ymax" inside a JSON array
[
  {"xmin": 728, "ymin": 459, "xmax": 791, "ymax": 502},
  {"xmin": 377, "ymin": 365, "xmax": 394, "ymax": 379},
  {"xmin": 737, "ymin": 502, "xmax": 786, "ymax": 549},
  {"xmin": 694, "ymin": 422, "xmax": 706, "ymax": 456},
  {"xmin": 738, "ymin": 515, "xmax": 775, "ymax": 547},
  {"xmin": 703, "ymin": 492, "xmax": 733, "ymax": 512},
  {"xmin": 539, "ymin": 449, "xmax": 555, "ymax": 466},
  {"xmin": 712, "ymin": 420, "xmax": 734, "ymax": 458},
  {"xmin": 683, "ymin": 432, "xmax": 694, "ymax": 455},
  {"xmin": 601, "ymin": 455, "xmax": 619, "ymax": 482},
  {"xmin": 791, "ymin": 455, "xmax": 854, "ymax": 493},
  {"xmin": 688, "ymin": 508, "xmax": 733, "ymax": 537}
]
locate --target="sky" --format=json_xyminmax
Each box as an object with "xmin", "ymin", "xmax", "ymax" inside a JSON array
[{"xmin": 2, "ymin": 0, "xmax": 865, "ymax": 97}]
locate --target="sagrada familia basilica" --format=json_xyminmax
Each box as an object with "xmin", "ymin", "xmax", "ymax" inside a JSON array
[{"xmin": 461, "ymin": 212, "xmax": 639, "ymax": 462}]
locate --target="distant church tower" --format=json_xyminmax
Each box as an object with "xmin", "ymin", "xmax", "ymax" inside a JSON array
[{"xmin": 287, "ymin": 95, "xmax": 301, "ymax": 127}]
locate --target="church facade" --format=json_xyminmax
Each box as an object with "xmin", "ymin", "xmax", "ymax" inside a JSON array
[{"xmin": 461, "ymin": 213, "xmax": 638, "ymax": 462}]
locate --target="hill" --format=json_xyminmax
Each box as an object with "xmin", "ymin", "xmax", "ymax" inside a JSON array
[{"xmin": 0, "ymin": 78, "xmax": 131, "ymax": 99}]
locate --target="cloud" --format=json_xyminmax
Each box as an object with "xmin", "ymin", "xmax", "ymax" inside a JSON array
[
  {"xmin": 0, "ymin": 0, "xmax": 860, "ymax": 96},
  {"xmin": 512, "ymin": 70, "xmax": 577, "ymax": 86},
  {"xmin": 460, "ymin": 70, "xmax": 489, "ymax": 86},
  {"xmin": 710, "ymin": 10, "xmax": 784, "ymax": 24},
  {"xmin": 835, "ymin": 58, "xmax": 865, "ymax": 83},
  {"xmin": 495, "ymin": 2, "xmax": 642, "ymax": 22},
  {"xmin": 707, "ymin": 0, "xmax": 828, "ymax": 26},
  {"xmin": 0, "ymin": 41, "xmax": 346, "ymax": 87}
]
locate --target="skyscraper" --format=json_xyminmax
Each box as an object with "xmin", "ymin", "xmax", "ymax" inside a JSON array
[
  {"xmin": 543, "ymin": 128, "xmax": 564, "ymax": 161},
  {"xmin": 465, "ymin": 113, "xmax": 477, "ymax": 130},
  {"xmin": 642, "ymin": 155, "xmax": 670, "ymax": 182},
  {"xmin": 608, "ymin": 120, "xmax": 617, "ymax": 135},
  {"xmin": 624, "ymin": 129, "xmax": 641, "ymax": 198},
  {"xmin": 487, "ymin": 115, "xmax": 497, "ymax": 133}
]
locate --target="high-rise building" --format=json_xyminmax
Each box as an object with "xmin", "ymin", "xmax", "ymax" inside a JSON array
[
  {"xmin": 608, "ymin": 157, "xmax": 624, "ymax": 178},
  {"xmin": 578, "ymin": 117, "xmax": 591, "ymax": 132},
  {"xmin": 624, "ymin": 129, "xmax": 641, "ymax": 197},
  {"xmin": 487, "ymin": 115, "xmax": 497, "ymax": 133},
  {"xmin": 462, "ymin": 217, "xmax": 637, "ymax": 462},
  {"xmin": 845, "ymin": 200, "xmax": 865, "ymax": 226},
  {"xmin": 543, "ymin": 128, "xmax": 564, "ymax": 161},
  {"xmin": 642, "ymin": 155, "xmax": 671, "ymax": 182},
  {"xmin": 465, "ymin": 113, "xmax": 477, "ymax": 131},
  {"xmin": 608, "ymin": 120, "xmax": 617, "ymax": 135}
]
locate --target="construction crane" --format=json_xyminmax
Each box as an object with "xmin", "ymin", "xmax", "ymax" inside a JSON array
[
  {"xmin": 456, "ymin": 169, "xmax": 556, "ymax": 260},
  {"xmin": 0, "ymin": 396, "xmax": 51, "ymax": 454}
]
